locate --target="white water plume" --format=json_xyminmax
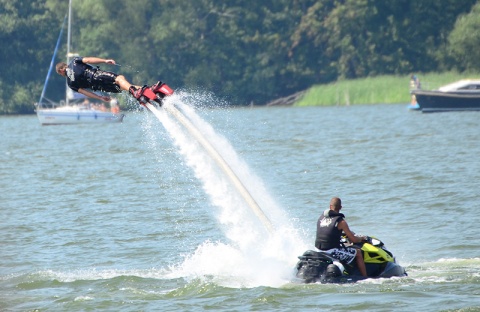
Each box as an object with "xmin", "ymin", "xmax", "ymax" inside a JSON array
[{"xmin": 145, "ymin": 92, "xmax": 308, "ymax": 287}]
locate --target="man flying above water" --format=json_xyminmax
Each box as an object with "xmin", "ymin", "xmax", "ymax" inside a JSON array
[{"xmin": 55, "ymin": 56, "xmax": 170, "ymax": 104}]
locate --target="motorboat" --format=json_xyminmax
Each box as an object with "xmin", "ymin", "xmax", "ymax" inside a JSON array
[
  {"xmin": 35, "ymin": 0, "xmax": 124, "ymax": 125},
  {"xmin": 295, "ymin": 235, "xmax": 407, "ymax": 283},
  {"xmin": 411, "ymin": 79, "xmax": 480, "ymax": 113}
]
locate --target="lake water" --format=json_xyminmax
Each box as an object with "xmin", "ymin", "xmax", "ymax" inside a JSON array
[{"xmin": 1, "ymin": 93, "xmax": 480, "ymax": 311}]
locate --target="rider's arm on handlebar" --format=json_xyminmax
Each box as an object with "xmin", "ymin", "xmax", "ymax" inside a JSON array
[{"xmin": 338, "ymin": 220, "xmax": 367, "ymax": 243}]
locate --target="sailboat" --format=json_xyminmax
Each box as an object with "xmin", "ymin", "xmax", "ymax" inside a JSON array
[{"xmin": 35, "ymin": 0, "xmax": 124, "ymax": 125}]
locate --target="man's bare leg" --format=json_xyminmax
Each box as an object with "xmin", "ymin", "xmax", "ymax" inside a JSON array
[
  {"xmin": 115, "ymin": 75, "xmax": 141, "ymax": 91},
  {"xmin": 355, "ymin": 251, "xmax": 368, "ymax": 277}
]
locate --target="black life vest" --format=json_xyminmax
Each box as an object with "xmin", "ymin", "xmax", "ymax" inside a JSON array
[
  {"xmin": 66, "ymin": 57, "xmax": 97, "ymax": 92},
  {"xmin": 315, "ymin": 209, "xmax": 345, "ymax": 250}
]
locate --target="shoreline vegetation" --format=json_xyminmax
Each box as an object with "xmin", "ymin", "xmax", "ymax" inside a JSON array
[
  {"xmin": 7, "ymin": 72, "xmax": 480, "ymax": 115},
  {"xmin": 266, "ymin": 72, "xmax": 480, "ymax": 107}
]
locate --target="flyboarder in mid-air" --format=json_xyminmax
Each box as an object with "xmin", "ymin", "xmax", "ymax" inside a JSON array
[{"xmin": 56, "ymin": 56, "xmax": 173, "ymax": 105}]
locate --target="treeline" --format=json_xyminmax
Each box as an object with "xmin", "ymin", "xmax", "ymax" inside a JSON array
[{"xmin": 1, "ymin": 0, "xmax": 479, "ymax": 114}]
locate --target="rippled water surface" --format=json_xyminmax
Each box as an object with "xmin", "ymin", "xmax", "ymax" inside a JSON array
[{"xmin": 1, "ymin": 95, "xmax": 480, "ymax": 311}]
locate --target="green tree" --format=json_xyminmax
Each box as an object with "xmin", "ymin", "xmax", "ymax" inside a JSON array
[
  {"xmin": 447, "ymin": 2, "xmax": 480, "ymax": 71},
  {"xmin": 401, "ymin": 0, "xmax": 477, "ymax": 72},
  {"xmin": 288, "ymin": 0, "xmax": 477, "ymax": 81},
  {"xmin": 0, "ymin": 0, "xmax": 66, "ymax": 113}
]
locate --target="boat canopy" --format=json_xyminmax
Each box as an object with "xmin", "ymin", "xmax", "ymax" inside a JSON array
[{"xmin": 438, "ymin": 79, "xmax": 480, "ymax": 92}]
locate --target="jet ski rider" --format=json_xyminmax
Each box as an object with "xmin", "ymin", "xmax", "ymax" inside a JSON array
[{"xmin": 315, "ymin": 197, "xmax": 368, "ymax": 277}]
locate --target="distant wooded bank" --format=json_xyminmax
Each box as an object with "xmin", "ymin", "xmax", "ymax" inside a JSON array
[{"xmin": 2, "ymin": 0, "xmax": 480, "ymax": 114}]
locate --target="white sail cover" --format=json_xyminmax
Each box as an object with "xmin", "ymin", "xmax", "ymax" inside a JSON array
[{"xmin": 67, "ymin": 88, "xmax": 87, "ymax": 100}]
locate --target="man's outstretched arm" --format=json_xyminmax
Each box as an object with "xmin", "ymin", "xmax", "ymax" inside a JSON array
[
  {"xmin": 82, "ymin": 57, "xmax": 116, "ymax": 65},
  {"xmin": 78, "ymin": 88, "xmax": 111, "ymax": 102}
]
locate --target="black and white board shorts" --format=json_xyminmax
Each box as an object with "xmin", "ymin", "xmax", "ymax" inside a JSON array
[
  {"xmin": 91, "ymin": 70, "xmax": 121, "ymax": 93},
  {"xmin": 323, "ymin": 247, "xmax": 357, "ymax": 264}
]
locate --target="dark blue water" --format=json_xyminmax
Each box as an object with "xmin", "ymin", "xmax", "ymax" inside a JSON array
[{"xmin": 1, "ymin": 95, "xmax": 479, "ymax": 311}]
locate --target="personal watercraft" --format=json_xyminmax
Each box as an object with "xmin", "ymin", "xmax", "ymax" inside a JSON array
[{"xmin": 295, "ymin": 235, "xmax": 407, "ymax": 283}]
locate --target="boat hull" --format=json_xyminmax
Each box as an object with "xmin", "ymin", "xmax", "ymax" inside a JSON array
[
  {"xmin": 37, "ymin": 108, "xmax": 124, "ymax": 125},
  {"xmin": 412, "ymin": 90, "xmax": 480, "ymax": 113}
]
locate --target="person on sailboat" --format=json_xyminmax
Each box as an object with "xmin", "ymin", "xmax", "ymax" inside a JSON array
[{"xmin": 55, "ymin": 56, "xmax": 165, "ymax": 102}]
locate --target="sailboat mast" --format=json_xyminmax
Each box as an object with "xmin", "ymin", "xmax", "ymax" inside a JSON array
[
  {"xmin": 38, "ymin": 16, "xmax": 66, "ymax": 107},
  {"xmin": 66, "ymin": 0, "xmax": 72, "ymax": 106}
]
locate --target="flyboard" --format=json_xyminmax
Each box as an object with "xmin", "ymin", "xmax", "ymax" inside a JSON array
[{"xmin": 135, "ymin": 83, "xmax": 275, "ymax": 234}]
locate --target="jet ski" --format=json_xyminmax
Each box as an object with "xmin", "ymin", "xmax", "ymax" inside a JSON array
[{"xmin": 295, "ymin": 235, "xmax": 407, "ymax": 283}]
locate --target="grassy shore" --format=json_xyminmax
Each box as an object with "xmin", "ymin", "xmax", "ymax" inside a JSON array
[{"xmin": 295, "ymin": 72, "xmax": 480, "ymax": 106}]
